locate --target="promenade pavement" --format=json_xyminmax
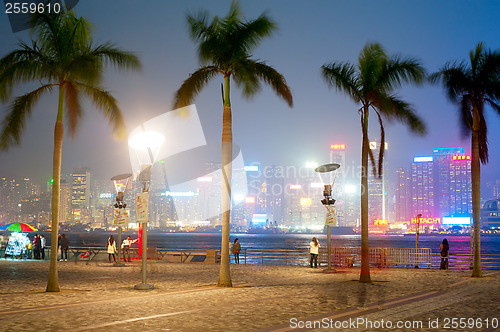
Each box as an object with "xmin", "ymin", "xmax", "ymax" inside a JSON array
[{"xmin": 0, "ymin": 259, "xmax": 498, "ymax": 331}]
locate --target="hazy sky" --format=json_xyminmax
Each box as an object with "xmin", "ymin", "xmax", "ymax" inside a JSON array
[{"xmin": 1, "ymin": 0, "xmax": 499, "ymax": 189}]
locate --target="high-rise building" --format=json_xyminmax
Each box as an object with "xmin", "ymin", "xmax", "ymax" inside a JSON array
[
  {"xmin": 70, "ymin": 168, "xmax": 91, "ymax": 223},
  {"xmin": 264, "ymin": 165, "xmax": 285, "ymax": 226},
  {"xmin": 433, "ymin": 147, "xmax": 471, "ymax": 217},
  {"xmin": 409, "ymin": 156, "xmax": 435, "ymax": 219},
  {"xmin": 330, "ymin": 144, "xmax": 346, "ymax": 225},
  {"xmin": 368, "ymin": 141, "xmax": 388, "ymax": 224},
  {"xmin": 395, "ymin": 168, "xmax": 408, "ymax": 223}
]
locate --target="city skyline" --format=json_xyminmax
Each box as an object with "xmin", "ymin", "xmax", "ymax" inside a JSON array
[{"xmin": 1, "ymin": 1, "xmax": 500, "ymax": 191}]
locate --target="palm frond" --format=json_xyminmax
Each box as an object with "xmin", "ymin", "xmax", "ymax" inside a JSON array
[
  {"xmin": 0, "ymin": 43, "xmax": 55, "ymax": 101},
  {"xmin": 173, "ymin": 66, "xmax": 221, "ymax": 109},
  {"xmin": 73, "ymin": 82, "xmax": 126, "ymax": 139},
  {"xmin": 379, "ymin": 56, "xmax": 426, "ymax": 90},
  {"xmin": 64, "ymin": 82, "xmax": 82, "ymax": 138},
  {"xmin": 358, "ymin": 43, "xmax": 386, "ymax": 94},
  {"xmin": 478, "ymin": 103, "xmax": 488, "ymax": 164},
  {"xmin": 432, "ymin": 63, "xmax": 471, "ymax": 103},
  {"xmin": 485, "ymin": 98, "xmax": 500, "ymax": 115},
  {"xmin": 234, "ymin": 60, "xmax": 293, "ymax": 106},
  {"xmin": 89, "ymin": 43, "xmax": 141, "ymax": 71},
  {"xmin": 0, "ymin": 84, "xmax": 55, "ymax": 150},
  {"xmin": 459, "ymin": 96, "xmax": 473, "ymax": 136},
  {"xmin": 371, "ymin": 109, "xmax": 385, "ymax": 179},
  {"xmin": 321, "ymin": 62, "xmax": 361, "ymax": 103},
  {"xmin": 374, "ymin": 94, "xmax": 426, "ymax": 135}
]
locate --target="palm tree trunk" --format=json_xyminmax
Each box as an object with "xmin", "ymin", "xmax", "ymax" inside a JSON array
[
  {"xmin": 471, "ymin": 120, "xmax": 482, "ymax": 277},
  {"xmin": 46, "ymin": 86, "xmax": 64, "ymax": 292},
  {"xmin": 360, "ymin": 109, "xmax": 371, "ymax": 283},
  {"xmin": 218, "ymin": 75, "xmax": 232, "ymax": 287}
]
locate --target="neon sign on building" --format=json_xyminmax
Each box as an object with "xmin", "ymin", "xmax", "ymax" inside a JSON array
[
  {"xmin": 373, "ymin": 219, "xmax": 388, "ymax": 226},
  {"xmin": 452, "ymin": 155, "xmax": 470, "ymax": 161},
  {"xmin": 330, "ymin": 144, "xmax": 345, "ymax": 150},
  {"xmin": 410, "ymin": 217, "xmax": 441, "ymax": 225}
]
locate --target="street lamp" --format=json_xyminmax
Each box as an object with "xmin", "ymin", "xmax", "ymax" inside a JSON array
[
  {"xmin": 111, "ymin": 173, "xmax": 132, "ymax": 267},
  {"xmin": 415, "ymin": 213, "xmax": 422, "ymax": 268},
  {"xmin": 315, "ymin": 163, "xmax": 340, "ymax": 272},
  {"xmin": 128, "ymin": 131, "xmax": 165, "ymax": 290}
]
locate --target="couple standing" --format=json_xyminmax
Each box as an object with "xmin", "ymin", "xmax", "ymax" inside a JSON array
[{"xmin": 107, "ymin": 235, "xmax": 137, "ymax": 263}]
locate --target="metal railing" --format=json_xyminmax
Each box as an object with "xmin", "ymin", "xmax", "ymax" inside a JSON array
[
  {"xmin": 3, "ymin": 246, "xmax": 500, "ymax": 270},
  {"xmin": 321, "ymin": 247, "xmax": 433, "ymax": 268}
]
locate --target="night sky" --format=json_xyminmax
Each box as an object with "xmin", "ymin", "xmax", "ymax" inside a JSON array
[{"xmin": 1, "ymin": 0, "xmax": 499, "ymax": 191}]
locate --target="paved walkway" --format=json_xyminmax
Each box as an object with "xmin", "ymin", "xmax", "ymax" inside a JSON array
[{"xmin": 0, "ymin": 260, "xmax": 498, "ymax": 331}]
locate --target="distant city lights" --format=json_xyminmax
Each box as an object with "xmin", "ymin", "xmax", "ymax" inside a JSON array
[
  {"xmin": 300, "ymin": 198, "xmax": 312, "ymax": 206},
  {"xmin": 442, "ymin": 216, "xmax": 471, "ymax": 225},
  {"xmin": 99, "ymin": 193, "xmax": 114, "ymax": 199},
  {"xmin": 413, "ymin": 156, "xmax": 433, "ymax": 163},
  {"xmin": 244, "ymin": 165, "xmax": 259, "ymax": 172},
  {"xmin": 161, "ymin": 191, "xmax": 198, "ymax": 197},
  {"xmin": 245, "ymin": 196, "xmax": 256, "ymax": 204}
]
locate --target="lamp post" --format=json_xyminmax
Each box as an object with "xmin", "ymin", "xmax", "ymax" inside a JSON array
[
  {"xmin": 111, "ymin": 173, "xmax": 132, "ymax": 267},
  {"xmin": 129, "ymin": 131, "xmax": 165, "ymax": 290},
  {"xmin": 415, "ymin": 213, "xmax": 422, "ymax": 268},
  {"xmin": 315, "ymin": 163, "xmax": 340, "ymax": 273}
]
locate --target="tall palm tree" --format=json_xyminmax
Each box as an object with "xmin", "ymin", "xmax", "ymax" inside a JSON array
[
  {"xmin": 322, "ymin": 43, "xmax": 426, "ymax": 283},
  {"xmin": 430, "ymin": 42, "xmax": 500, "ymax": 278},
  {"xmin": 174, "ymin": 1, "xmax": 293, "ymax": 287},
  {"xmin": 0, "ymin": 11, "xmax": 141, "ymax": 291}
]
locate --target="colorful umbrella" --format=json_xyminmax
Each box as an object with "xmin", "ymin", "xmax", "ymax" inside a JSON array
[{"xmin": 0, "ymin": 222, "xmax": 38, "ymax": 232}]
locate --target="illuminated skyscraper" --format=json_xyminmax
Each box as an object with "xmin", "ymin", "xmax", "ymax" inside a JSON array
[
  {"xmin": 264, "ymin": 165, "xmax": 284, "ymax": 226},
  {"xmin": 329, "ymin": 144, "xmax": 346, "ymax": 225},
  {"xmin": 368, "ymin": 141, "xmax": 388, "ymax": 224},
  {"xmin": 409, "ymin": 157, "xmax": 435, "ymax": 219},
  {"xmin": 71, "ymin": 168, "xmax": 91, "ymax": 223},
  {"xmin": 395, "ymin": 168, "xmax": 408, "ymax": 223},
  {"xmin": 433, "ymin": 147, "xmax": 472, "ymax": 217}
]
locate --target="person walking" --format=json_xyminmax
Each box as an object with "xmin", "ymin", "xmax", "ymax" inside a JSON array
[
  {"xmin": 121, "ymin": 236, "xmax": 137, "ymax": 262},
  {"xmin": 40, "ymin": 234, "xmax": 46, "ymax": 260},
  {"xmin": 309, "ymin": 237, "xmax": 320, "ymax": 268},
  {"xmin": 60, "ymin": 234, "xmax": 69, "ymax": 261},
  {"xmin": 440, "ymin": 238, "xmax": 449, "ymax": 270},
  {"xmin": 232, "ymin": 238, "xmax": 241, "ymax": 264},
  {"xmin": 107, "ymin": 235, "xmax": 117, "ymax": 263},
  {"xmin": 33, "ymin": 234, "xmax": 41, "ymax": 259}
]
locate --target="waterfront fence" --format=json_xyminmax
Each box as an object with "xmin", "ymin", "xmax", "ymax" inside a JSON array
[{"xmin": 2, "ymin": 246, "xmax": 500, "ymax": 270}]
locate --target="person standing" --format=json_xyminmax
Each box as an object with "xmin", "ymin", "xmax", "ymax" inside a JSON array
[
  {"xmin": 440, "ymin": 238, "xmax": 449, "ymax": 270},
  {"xmin": 309, "ymin": 237, "xmax": 320, "ymax": 268},
  {"xmin": 40, "ymin": 235, "xmax": 46, "ymax": 260},
  {"xmin": 232, "ymin": 238, "xmax": 241, "ymax": 264},
  {"xmin": 60, "ymin": 234, "xmax": 69, "ymax": 261},
  {"xmin": 33, "ymin": 234, "xmax": 41, "ymax": 259},
  {"xmin": 107, "ymin": 235, "xmax": 117, "ymax": 263},
  {"xmin": 121, "ymin": 236, "xmax": 137, "ymax": 262}
]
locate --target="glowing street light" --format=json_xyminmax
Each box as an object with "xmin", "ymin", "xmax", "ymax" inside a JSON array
[
  {"xmin": 315, "ymin": 163, "xmax": 340, "ymax": 272},
  {"xmin": 111, "ymin": 173, "xmax": 132, "ymax": 267},
  {"xmin": 128, "ymin": 131, "xmax": 165, "ymax": 290}
]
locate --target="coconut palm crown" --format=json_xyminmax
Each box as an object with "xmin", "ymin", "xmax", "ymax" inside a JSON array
[
  {"xmin": 0, "ymin": 10, "xmax": 141, "ymax": 291},
  {"xmin": 321, "ymin": 42, "xmax": 426, "ymax": 282},
  {"xmin": 173, "ymin": 1, "xmax": 292, "ymax": 287},
  {"xmin": 430, "ymin": 42, "xmax": 500, "ymax": 278}
]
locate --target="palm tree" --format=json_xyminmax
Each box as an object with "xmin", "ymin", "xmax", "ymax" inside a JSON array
[
  {"xmin": 173, "ymin": 1, "xmax": 293, "ymax": 287},
  {"xmin": 321, "ymin": 43, "xmax": 426, "ymax": 283},
  {"xmin": 430, "ymin": 42, "xmax": 500, "ymax": 278},
  {"xmin": 0, "ymin": 11, "xmax": 141, "ymax": 291}
]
